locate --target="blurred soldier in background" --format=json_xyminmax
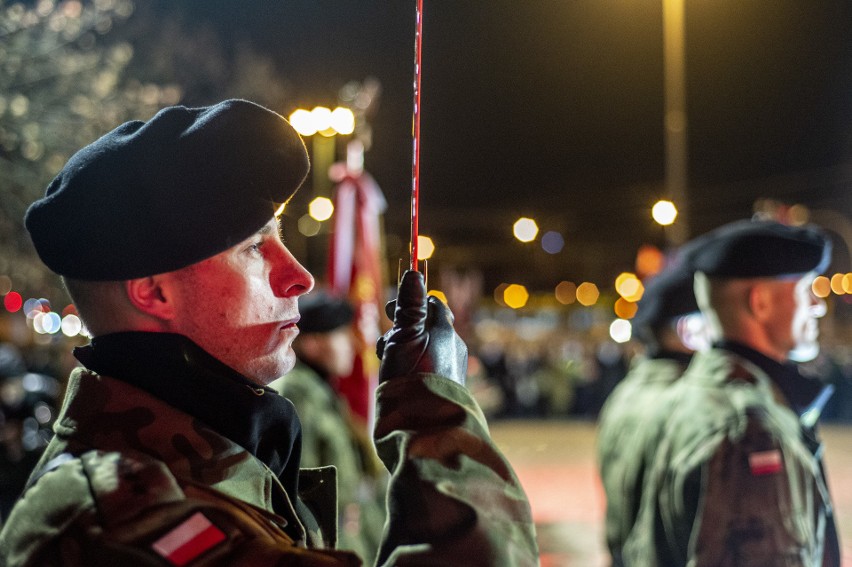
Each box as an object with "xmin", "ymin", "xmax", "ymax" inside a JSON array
[
  {"xmin": 270, "ymin": 292, "xmax": 387, "ymax": 564},
  {"xmin": 624, "ymin": 219, "xmax": 840, "ymax": 566},
  {"xmin": 596, "ymin": 257, "xmax": 701, "ymax": 566}
]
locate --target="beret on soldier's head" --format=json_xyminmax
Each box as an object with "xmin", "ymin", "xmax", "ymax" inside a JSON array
[
  {"xmin": 632, "ymin": 262, "xmax": 699, "ymax": 332},
  {"xmin": 25, "ymin": 99, "xmax": 309, "ymax": 281},
  {"xmin": 297, "ymin": 292, "xmax": 355, "ymax": 334},
  {"xmin": 689, "ymin": 219, "xmax": 831, "ymax": 278}
]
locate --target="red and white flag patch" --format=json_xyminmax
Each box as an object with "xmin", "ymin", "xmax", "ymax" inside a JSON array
[
  {"xmin": 748, "ymin": 449, "xmax": 784, "ymax": 476},
  {"xmin": 152, "ymin": 512, "xmax": 227, "ymax": 566}
]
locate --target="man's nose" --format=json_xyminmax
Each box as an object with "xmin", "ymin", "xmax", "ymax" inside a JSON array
[{"xmin": 272, "ymin": 247, "xmax": 315, "ymax": 298}]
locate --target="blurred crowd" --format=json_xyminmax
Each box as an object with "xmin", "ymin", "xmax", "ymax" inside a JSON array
[{"xmin": 463, "ymin": 310, "xmax": 852, "ymax": 423}]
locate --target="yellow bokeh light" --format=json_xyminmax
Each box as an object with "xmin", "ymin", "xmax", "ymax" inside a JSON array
[
  {"xmin": 555, "ymin": 281, "xmax": 577, "ymax": 305},
  {"xmin": 288, "ymin": 108, "xmax": 316, "ymax": 136},
  {"xmin": 330, "ymin": 106, "xmax": 355, "ymax": 135},
  {"xmin": 308, "ymin": 196, "xmax": 334, "ymax": 221},
  {"xmin": 513, "ymin": 217, "xmax": 539, "ymax": 243},
  {"xmin": 428, "ymin": 290, "xmax": 448, "ymax": 304},
  {"xmin": 614, "ymin": 298, "xmax": 639, "ymax": 319},
  {"xmin": 830, "ymin": 273, "xmax": 845, "ymax": 295},
  {"xmin": 843, "ymin": 273, "xmax": 852, "ymax": 295},
  {"xmin": 812, "ymin": 276, "xmax": 831, "ymax": 298},
  {"xmin": 503, "ymin": 284, "xmax": 529, "ymax": 309},
  {"xmin": 652, "ymin": 200, "xmax": 678, "ymax": 226},
  {"xmin": 576, "ymin": 282, "xmax": 600, "ymax": 306},
  {"xmin": 615, "ymin": 272, "xmax": 645, "ymax": 302},
  {"xmin": 417, "ymin": 235, "xmax": 435, "ymax": 260}
]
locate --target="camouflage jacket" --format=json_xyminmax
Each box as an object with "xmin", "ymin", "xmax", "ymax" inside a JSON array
[
  {"xmin": 1, "ymin": 365, "xmax": 537, "ymax": 565},
  {"xmin": 270, "ymin": 363, "xmax": 387, "ymax": 564},
  {"xmin": 622, "ymin": 347, "xmax": 839, "ymax": 567},
  {"xmin": 596, "ymin": 355, "xmax": 689, "ymax": 566}
]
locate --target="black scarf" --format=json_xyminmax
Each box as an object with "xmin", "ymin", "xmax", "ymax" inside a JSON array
[{"xmin": 73, "ymin": 331, "xmax": 303, "ymax": 503}]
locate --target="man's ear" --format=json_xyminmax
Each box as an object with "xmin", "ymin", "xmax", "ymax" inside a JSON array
[
  {"xmin": 748, "ymin": 282, "xmax": 772, "ymax": 322},
  {"xmin": 125, "ymin": 276, "xmax": 175, "ymax": 321}
]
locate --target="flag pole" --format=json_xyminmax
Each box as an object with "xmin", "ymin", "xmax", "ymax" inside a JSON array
[{"xmin": 410, "ymin": 0, "xmax": 424, "ymax": 272}]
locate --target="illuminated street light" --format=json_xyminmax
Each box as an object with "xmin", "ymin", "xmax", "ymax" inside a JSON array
[
  {"xmin": 308, "ymin": 196, "xmax": 334, "ymax": 221},
  {"xmin": 513, "ymin": 217, "xmax": 539, "ymax": 243},
  {"xmin": 289, "ymin": 106, "xmax": 355, "ymax": 137},
  {"xmin": 652, "ymin": 200, "xmax": 678, "ymax": 226}
]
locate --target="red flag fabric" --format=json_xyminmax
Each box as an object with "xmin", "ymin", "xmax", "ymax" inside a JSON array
[{"xmin": 327, "ymin": 168, "xmax": 387, "ymax": 425}]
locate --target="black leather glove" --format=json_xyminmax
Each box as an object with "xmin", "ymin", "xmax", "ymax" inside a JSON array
[{"xmin": 376, "ymin": 270, "xmax": 468, "ymax": 385}]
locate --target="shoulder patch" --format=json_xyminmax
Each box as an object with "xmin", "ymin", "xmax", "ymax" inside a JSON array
[
  {"xmin": 748, "ymin": 449, "xmax": 783, "ymax": 475},
  {"xmin": 151, "ymin": 511, "xmax": 227, "ymax": 566}
]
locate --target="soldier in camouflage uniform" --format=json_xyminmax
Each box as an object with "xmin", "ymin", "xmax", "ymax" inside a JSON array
[
  {"xmin": 0, "ymin": 100, "xmax": 538, "ymax": 566},
  {"xmin": 269, "ymin": 292, "xmax": 387, "ymax": 564},
  {"xmin": 596, "ymin": 258, "xmax": 701, "ymax": 566},
  {"xmin": 623, "ymin": 219, "xmax": 840, "ymax": 566}
]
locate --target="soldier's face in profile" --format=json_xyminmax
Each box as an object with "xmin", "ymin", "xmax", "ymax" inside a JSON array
[
  {"xmin": 166, "ymin": 217, "xmax": 315, "ymax": 384},
  {"xmin": 766, "ymin": 272, "xmax": 824, "ymax": 361}
]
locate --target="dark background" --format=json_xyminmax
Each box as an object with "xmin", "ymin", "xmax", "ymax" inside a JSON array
[{"xmin": 158, "ymin": 1, "xmax": 852, "ymax": 291}]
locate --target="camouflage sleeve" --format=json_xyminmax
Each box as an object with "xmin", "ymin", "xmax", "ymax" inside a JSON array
[
  {"xmin": 0, "ymin": 451, "xmax": 362, "ymax": 567},
  {"xmin": 676, "ymin": 413, "xmax": 823, "ymax": 566},
  {"xmin": 372, "ymin": 373, "xmax": 539, "ymax": 567}
]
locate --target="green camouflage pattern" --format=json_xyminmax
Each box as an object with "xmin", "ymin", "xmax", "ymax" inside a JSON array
[
  {"xmin": 622, "ymin": 348, "xmax": 837, "ymax": 566},
  {"xmin": 596, "ymin": 356, "xmax": 687, "ymax": 565},
  {"xmin": 1, "ymin": 366, "xmax": 538, "ymax": 566},
  {"xmin": 270, "ymin": 363, "xmax": 387, "ymax": 564},
  {"xmin": 373, "ymin": 374, "xmax": 539, "ymax": 566}
]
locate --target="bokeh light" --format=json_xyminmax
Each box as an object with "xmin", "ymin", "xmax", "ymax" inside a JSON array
[
  {"xmin": 0, "ymin": 275, "xmax": 11, "ymax": 296},
  {"xmin": 417, "ymin": 235, "xmax": 435, "ymax": 260},
  {"xmin": 298, "ymin": 214, "xmax": 321, "ymax": 237},
  {"xmin": 427, "ymin": 290, "xmax": 448, "ymax": 304},
  {"xmin": 503, "ymin": 284, "xmax": 530, "ymax": 309},
  {"xmin": 513, "ymin": 217, "xmax": 539, "ymax": 243},
  {"xmin": 635, "ymin": 244, "xmax": 664, "ymax": 278},
  {"xmin": 541, "ymin": 231, "xmax": 564, "ymax": 254},
  {"xmin": 830, "ymin": 273, "xmax": 845, "ymax": 295},
  {"xmin": 615, "ymin": 272, "xmax": 644, "ymax": 302},
  {"xmin": 62, "ymin": 314, "xmax": 83, "ymax": 337},
  {"xmin": 4, "ymin": 291, "xmax": 22, "ymax": 312},
  {"xmin": 614, "ymin": 298, "xmax": 639, "ymax": 319},
  {"xmin": 812, "ymin": 275, "xmax": 831, "ymax": 298},
  {"xmin": 576, "ymin": 282, "xmax": 600, "ymax": 306},
  {"xmin": 330, "ymin": 106, "xmax": 355, "ymax": 135},
  {"xmin": 493, "ymin": 283, "xmax": 509, "ymax": 307},
  {"xmin": 652, "ymin": 200, "xmax": 678, "ymax": 226},
  {"xmin": 555, "ymin": 281, "xmax": 577, "ymax": 305},
  {"xmin": 609, "ymin": 319, "xmax": 632, "ymax": 343},
  {"xmin": 843, "ymin": 273, "xmax": 852, "ymax": 294},
  {"xmin": 308, "ymin": 196, "xmax": 334, "ymax": 221}
]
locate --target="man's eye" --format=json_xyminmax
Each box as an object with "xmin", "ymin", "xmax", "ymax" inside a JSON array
[{"xmin": 247, "ymin": 241, "xmax": 264, "ymax": 255}]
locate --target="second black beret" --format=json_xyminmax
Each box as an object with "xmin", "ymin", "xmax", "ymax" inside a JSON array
[
  {"xmin": 689, "ymin": 219, "xmax": 831, "ymax": 278},
  {"xmin": 25, "ymin": 99, "xmax": 309, "ymax": 280}
]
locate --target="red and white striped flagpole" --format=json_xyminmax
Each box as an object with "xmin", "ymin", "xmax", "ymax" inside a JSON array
[{"xmin": 410, "ymin": 0, "xmax": 424, "ymax": 272}]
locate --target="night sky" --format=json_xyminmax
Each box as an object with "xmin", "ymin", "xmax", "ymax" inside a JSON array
[{"xmin": 165, "ymin": 1, "xmax": 852, "ymax": 290}]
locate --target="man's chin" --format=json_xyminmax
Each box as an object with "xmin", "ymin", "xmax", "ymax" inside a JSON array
[{"xmin": 789, "ymin": 342, "xmax": 820, "ymax": 363}]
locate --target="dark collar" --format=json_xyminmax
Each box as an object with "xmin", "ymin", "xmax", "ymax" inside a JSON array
[
  {"xmin": 716, "ymin": 340, "xmax": 826, "ymax": 416},
  {"xmin": 73, "ymin": 331, "xmax": 302, "ymax": 499},
  {"xmin": 649, "ymin": 350, "xmax": 693, "ymax": 365}
]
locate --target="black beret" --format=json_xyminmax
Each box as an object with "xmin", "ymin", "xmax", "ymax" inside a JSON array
[
  {"xmin": 25, "ymin": 99, "xmax": 309, "ymax": 280},
  {"xmin": 298, "ymin": 292, "xmax": 355, "ymax": 334},
  {"xmin": 633, "ymin": 262, "xmax": 698, "ymax": 332},
  {"xmin": 689, "ymin": 219, "xmax": 831, "ymax": 278}
]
